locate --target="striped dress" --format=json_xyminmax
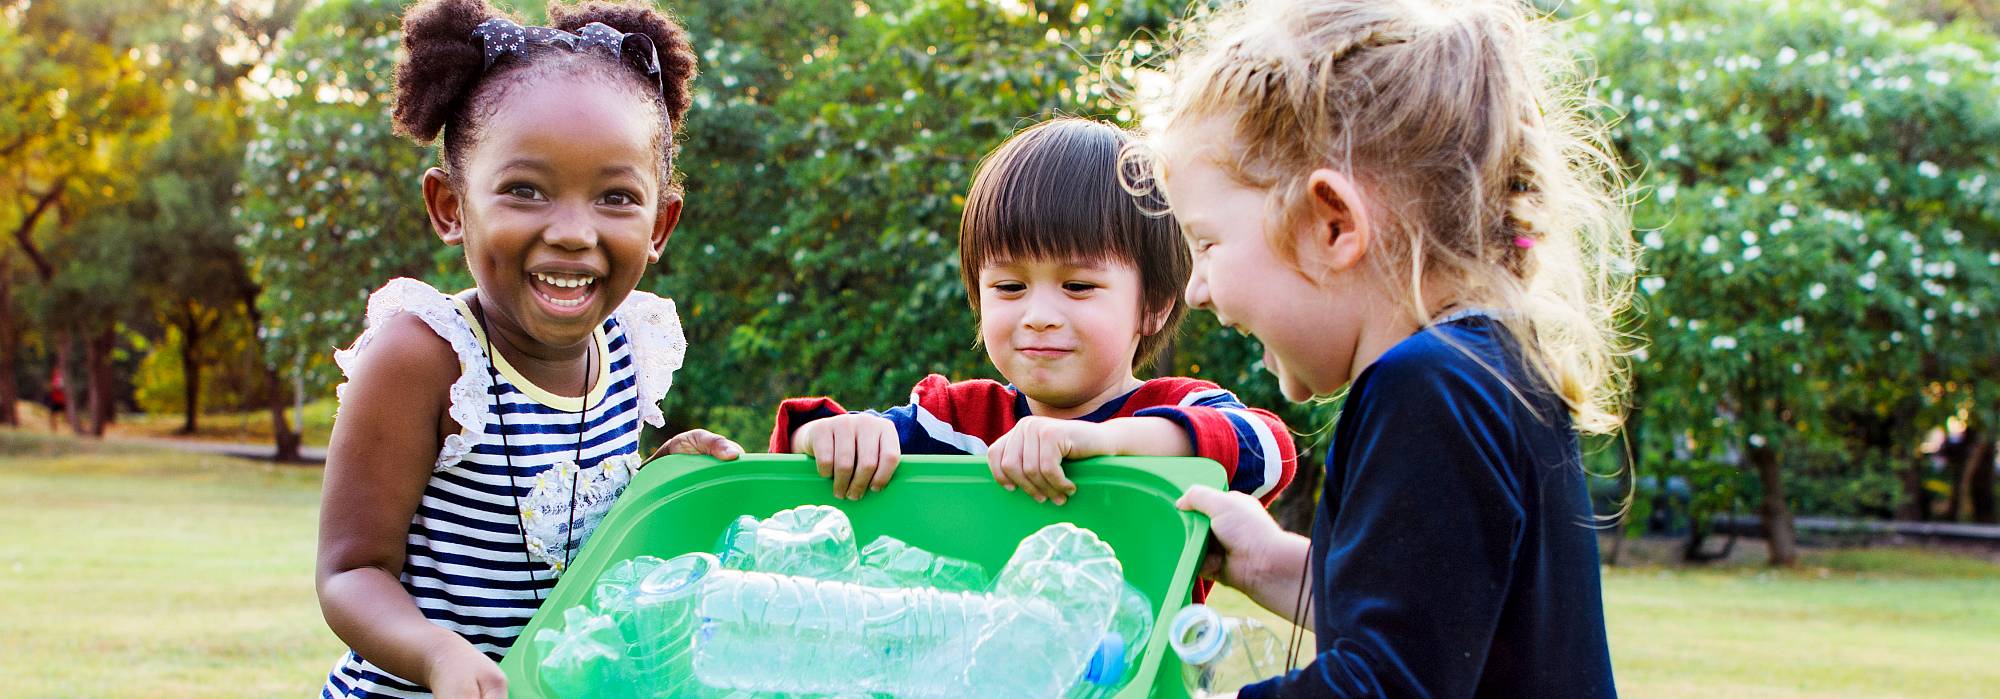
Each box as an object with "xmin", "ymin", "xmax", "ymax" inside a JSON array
[{"xmin": 322, "ymin": 278, "xmax": 685, "ymax": 699}]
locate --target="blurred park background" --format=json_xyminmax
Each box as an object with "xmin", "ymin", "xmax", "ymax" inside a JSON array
[{"xmin": 4, "ymin": 0, "xmax": 2000, "ymax": 695}]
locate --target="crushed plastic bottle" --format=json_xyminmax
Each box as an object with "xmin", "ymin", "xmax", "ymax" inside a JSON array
[
  {"xmin": 720, "ymin": 508, "xmax": 986, "ymax": 591},
  {"xmin": 982, "ymin": 524, "xmax": 1127, "ymax": 694},
  {"xmin": 714, "ymin": 515, "xmax": 762, "ymax": 570},
  {"xmin": 690, "ymin": 523, "xmax": 1124, "ymax": 698},
  {"xmin": 593, "ymin": 555, "xmax": 669, "ymax": 611},
  {"xmin": 853, "ymin": 535, "xmax": 988, "ymax": 591},
  {"xmin": 534, "ymin": 606, "xmax": 631, "ymax": 698},
  {"xmin": 540, "ymin": 556, "xmax": 728, "ymax": 699},
  {"xmin": 1067, "ymin": 582, "xmax": 1154, "ymax": 699},
  {"xmin": 1169, "ymin": 604, "xmax": 1283, "ymax": 697},
  {"xmin": 546, "ymin": 507, "xmax": 1147, "ymax": 698},
  {"xmin": 720, "ymin": 505, "xmax": 859, "ymax": 579},
  {"xmin": 625, "ymin": 553, "xmax": 721, "ymax": 698},
  {"xmin": 593, "ymin": 555, "xmax": 668, "ymax": 645}
]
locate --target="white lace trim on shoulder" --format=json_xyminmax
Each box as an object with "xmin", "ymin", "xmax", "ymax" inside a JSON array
[
  {"xmin": 613, "ymin": 291, "xmax": 686, "ymax": 428},
  {"xmin": 332, "ymin": 277, "xmax": 491, "ymax": 471}
]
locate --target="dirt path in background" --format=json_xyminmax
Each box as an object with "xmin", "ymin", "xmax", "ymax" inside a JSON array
[{"xmin": 100, "ymin": 435, "xmax": 326, "ymax": 463}]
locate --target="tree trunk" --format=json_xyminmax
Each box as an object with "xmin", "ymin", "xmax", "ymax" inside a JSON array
[
  {"xmin": 85, "ymin": 328, "xmax": 114, "ymax": 437},
  {"xmin": 1752, "ymin": 445, "xmax": 1797, "ymax": 567},
  {"xmin": 263, "ymin": 362, "xmax": 301, "ymax": 462},
  {"xmin": 180, "ymin": 345, "xmax": 201, "ymax": 433},
  {"xmin": 241, "ymin": 290, "xmax": 300, "ymax": 462},
  {"xmin": 0, "ymin": 265, "xmax": 18, "ymax": 426},
  {"xmin": 1946, "ymin": 426, "xmax": 1979, "ymax": 521},
  {"xmin": 1680, "ymin": 499, "xmax": 1737, "ymax": 564},
  {"xmin": 56, "ymin": 333, "xmax": 85, "ymax": 435},
  {"xmin": 1897, "ymin": 455, "xmax": 1930, "ymax": 521},
  {"xmin": 178, "ymin": 306, "xmax": 205, "ymax": 435},
  {"xmin": 1972, "ymin": 436, "xmax": 1996, "ymax": 525}
]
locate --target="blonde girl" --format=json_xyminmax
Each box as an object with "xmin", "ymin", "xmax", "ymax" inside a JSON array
[{"xmin": 1146, "ymin": 0, "xmax": 1636, "ymax": 696}]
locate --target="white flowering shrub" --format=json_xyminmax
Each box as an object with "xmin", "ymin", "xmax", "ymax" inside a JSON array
[{"xmin": 1577, "ymin": 0, "xmax": 2000, "ymax": 525}]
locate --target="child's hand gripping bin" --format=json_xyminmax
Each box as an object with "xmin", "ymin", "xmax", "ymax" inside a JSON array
[{"xmin": 498, "ymin": 453, "xmax": 1228, "ymax": 698}]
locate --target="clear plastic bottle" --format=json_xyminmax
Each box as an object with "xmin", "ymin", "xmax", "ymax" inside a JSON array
[
  {"xmin": 853, "ymin": 534, "xmax": 989, "ymax": 591},
  {"xmin": 592, "ymin": 555, "xmax": 668, "ymax": 646},
  {"xmin": 1169, "ymin": 604, "xmax": 1283, "ymax": 697},
  {"xmin": 714, "ymin": 505, "xmax": 859, "ymax": 578},
  {"xmin": 1067, "ymin": 582, "xmax": 1155, "ymax": 699},
  {"xmin": 534, "ymin": 605, "xmax": 634, "ymax": 698},
  {"xmin": 691, "ymin": 523, "xmax": 1124, "ymax": 698},
  {"xmin": 539, "ymin": 554, "xmax": 732, "ymax": 699},
  {"xmin": 625, "ymin": 553, "xmax": 722, "ymax": 698},
  {"xmin": 713, "ymin": 514, "xmax": 762, "ymax": 570}
]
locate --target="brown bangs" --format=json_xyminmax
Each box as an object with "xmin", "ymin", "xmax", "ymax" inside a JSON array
[{"xmin": 958, "ymin": 118, "xmax": 1191, "ymax": 369}]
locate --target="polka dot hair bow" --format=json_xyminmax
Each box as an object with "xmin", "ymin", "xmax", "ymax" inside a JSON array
[{"xmin": 470, "ymin": 17, "xmax": 664, "ymax": 96}]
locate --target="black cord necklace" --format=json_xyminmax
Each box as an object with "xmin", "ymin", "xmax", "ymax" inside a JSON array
[{"xmin": 471, "ymin": 297, "xmax": 593, "ymax": 601}]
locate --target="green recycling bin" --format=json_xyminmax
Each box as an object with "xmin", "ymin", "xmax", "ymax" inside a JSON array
[{"xmin": 498, "ymin": 453, "xmax": 1226, "ymax": 698}]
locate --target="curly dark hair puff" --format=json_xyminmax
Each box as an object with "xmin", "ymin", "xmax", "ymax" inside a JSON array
[
  {"xmin": 549, "ymin": 2, "xmax": 697, "ymax": 129},
  {"xmin": 391, "ymin": 0, "xmax": 699, "ymax": 198}
]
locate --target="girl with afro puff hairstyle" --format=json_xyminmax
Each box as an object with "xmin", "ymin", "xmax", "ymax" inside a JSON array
[{"xmin": 318, "ymin": 1, "xmax": 737, "ymax": 697}]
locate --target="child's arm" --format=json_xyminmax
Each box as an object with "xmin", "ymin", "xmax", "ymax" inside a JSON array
[
  {"xmin": 1224, "ymin": 376, "xmax": 1539, "ymax": 699},
  {"xmin": 790, "ymin": 413, "xmax": 901, "ymax": 500},
  {"xmin": 317, "ymin": 314, "xmax": 506, "ymax": 698},
  {"xmin": 768, "ymin": 375, "xmax": 1012, "ymax": 500},
  {"xmin": 984, "ymin": 416, "xmax": 1190, "ymax": 505},
  {"xmin": 770, "ymin": 395, "xmax": 904, "ymax": 500},
  {"xmin": 1176, "ymin": 485, "xmax": 1314, "ymax": 620},
  {"xmin": 647, "ymin": 428, "xmax": 745, "ymax": 461},
  {"xmin": 1131, "ymin": 388, "xmax": 1298, "ymax": 504},
  {"xmin": 987, "ymin": 384, "xmax": 1299, "ymax": 506}
]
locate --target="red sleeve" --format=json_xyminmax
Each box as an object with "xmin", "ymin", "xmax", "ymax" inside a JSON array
[
  {"xmin": 1129, "ymin": 378, "xmax": 1299, "ymax": 506},
  {"xmin": 768, "ymin": 396, "xmax": 850, "ymax": 453},
  {"xmin": 1183, "ymin": 405, "xmax": 1296, "ymax": 506},
  {"xmin": 913, "ymin": 374, "xmax": 1019, "ymax": 445}
]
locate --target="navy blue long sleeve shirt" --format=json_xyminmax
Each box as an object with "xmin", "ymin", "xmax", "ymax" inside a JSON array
[{"xmin": 1237, "ymin": 315, "xmax": 1616, "ymax": 699}]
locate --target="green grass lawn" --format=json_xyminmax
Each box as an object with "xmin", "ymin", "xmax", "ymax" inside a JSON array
[
  {"xmin": 0, "ymin": 432, "xmax": 341, "ymax": 697},
  {"xmin": 14, "ymin": 398, "xmax": 338, "ymax": 448},
  {"xmin": 1207, "ymin": 548, "xmax": 2000, "ymax": 699},
  {"xmin": 4, "ymin": 430, "xmax": 1998, "ymax": 698}
]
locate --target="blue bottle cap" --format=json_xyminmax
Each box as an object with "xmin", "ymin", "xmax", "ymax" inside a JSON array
[{"xmin": 1082, "ymin": 631, "xmax": 1128, "ymax": 686}]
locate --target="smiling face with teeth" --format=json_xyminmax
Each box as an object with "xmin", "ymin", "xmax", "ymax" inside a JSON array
[{"xmin": 422, "ymin": 74, "xmax": 679, "ymax": 373}]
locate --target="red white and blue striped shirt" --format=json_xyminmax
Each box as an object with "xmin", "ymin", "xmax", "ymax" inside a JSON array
[{"xmin": 771, "ymin": 374, "xmax": 1298, "ymax": 505}]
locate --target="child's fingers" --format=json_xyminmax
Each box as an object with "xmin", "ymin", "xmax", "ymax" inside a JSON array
[
  {"xmin": 846, "ymin": 440, "xmax": 879, "ymax": 500},
  {"xmin": 647, "ymin": 429, "xmax": 693, "ymax": 461},
  {"xmin": 1017, "ymin": 428, "xmax": 1052, "ymax": 502},
  {"xmin": 830, "ymin": 432, "xmax": 859, "ymax": 499},
  {"xmin": 1176, "ymin": 484, "xmax": 1228, "ymax": 513},
  {"xmin": 1043, "ymin": 435, "xmax": 1075, "ymax": 495},
  {"xmin": 1036, "ymin": 437, "xmax": 1070, "ymax": 505},
  {"xmin": 868, "ymin": 428, "xmax": 899, "ymax": 492},
  {"xmin": 1198, "ymin": 543, "xmax": 1228, "ymax": 580},
  {"xmin": 996, "ymin": 438, "xmax": 1029, "ymax": 496},
  {"xmin": 811, "ymin": 428, "xmax": 835, "ymax": 479},
  {"xmin": 987, "ymin": 440, "xmax": 1014, "ymax": 491},
  {"xmin": 665, "ymin": 429, "xmax": 742, "ymax": 461},
  {"xmin": 703, "ymin": 432, "xmax": 744, "ymax": 460}
]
